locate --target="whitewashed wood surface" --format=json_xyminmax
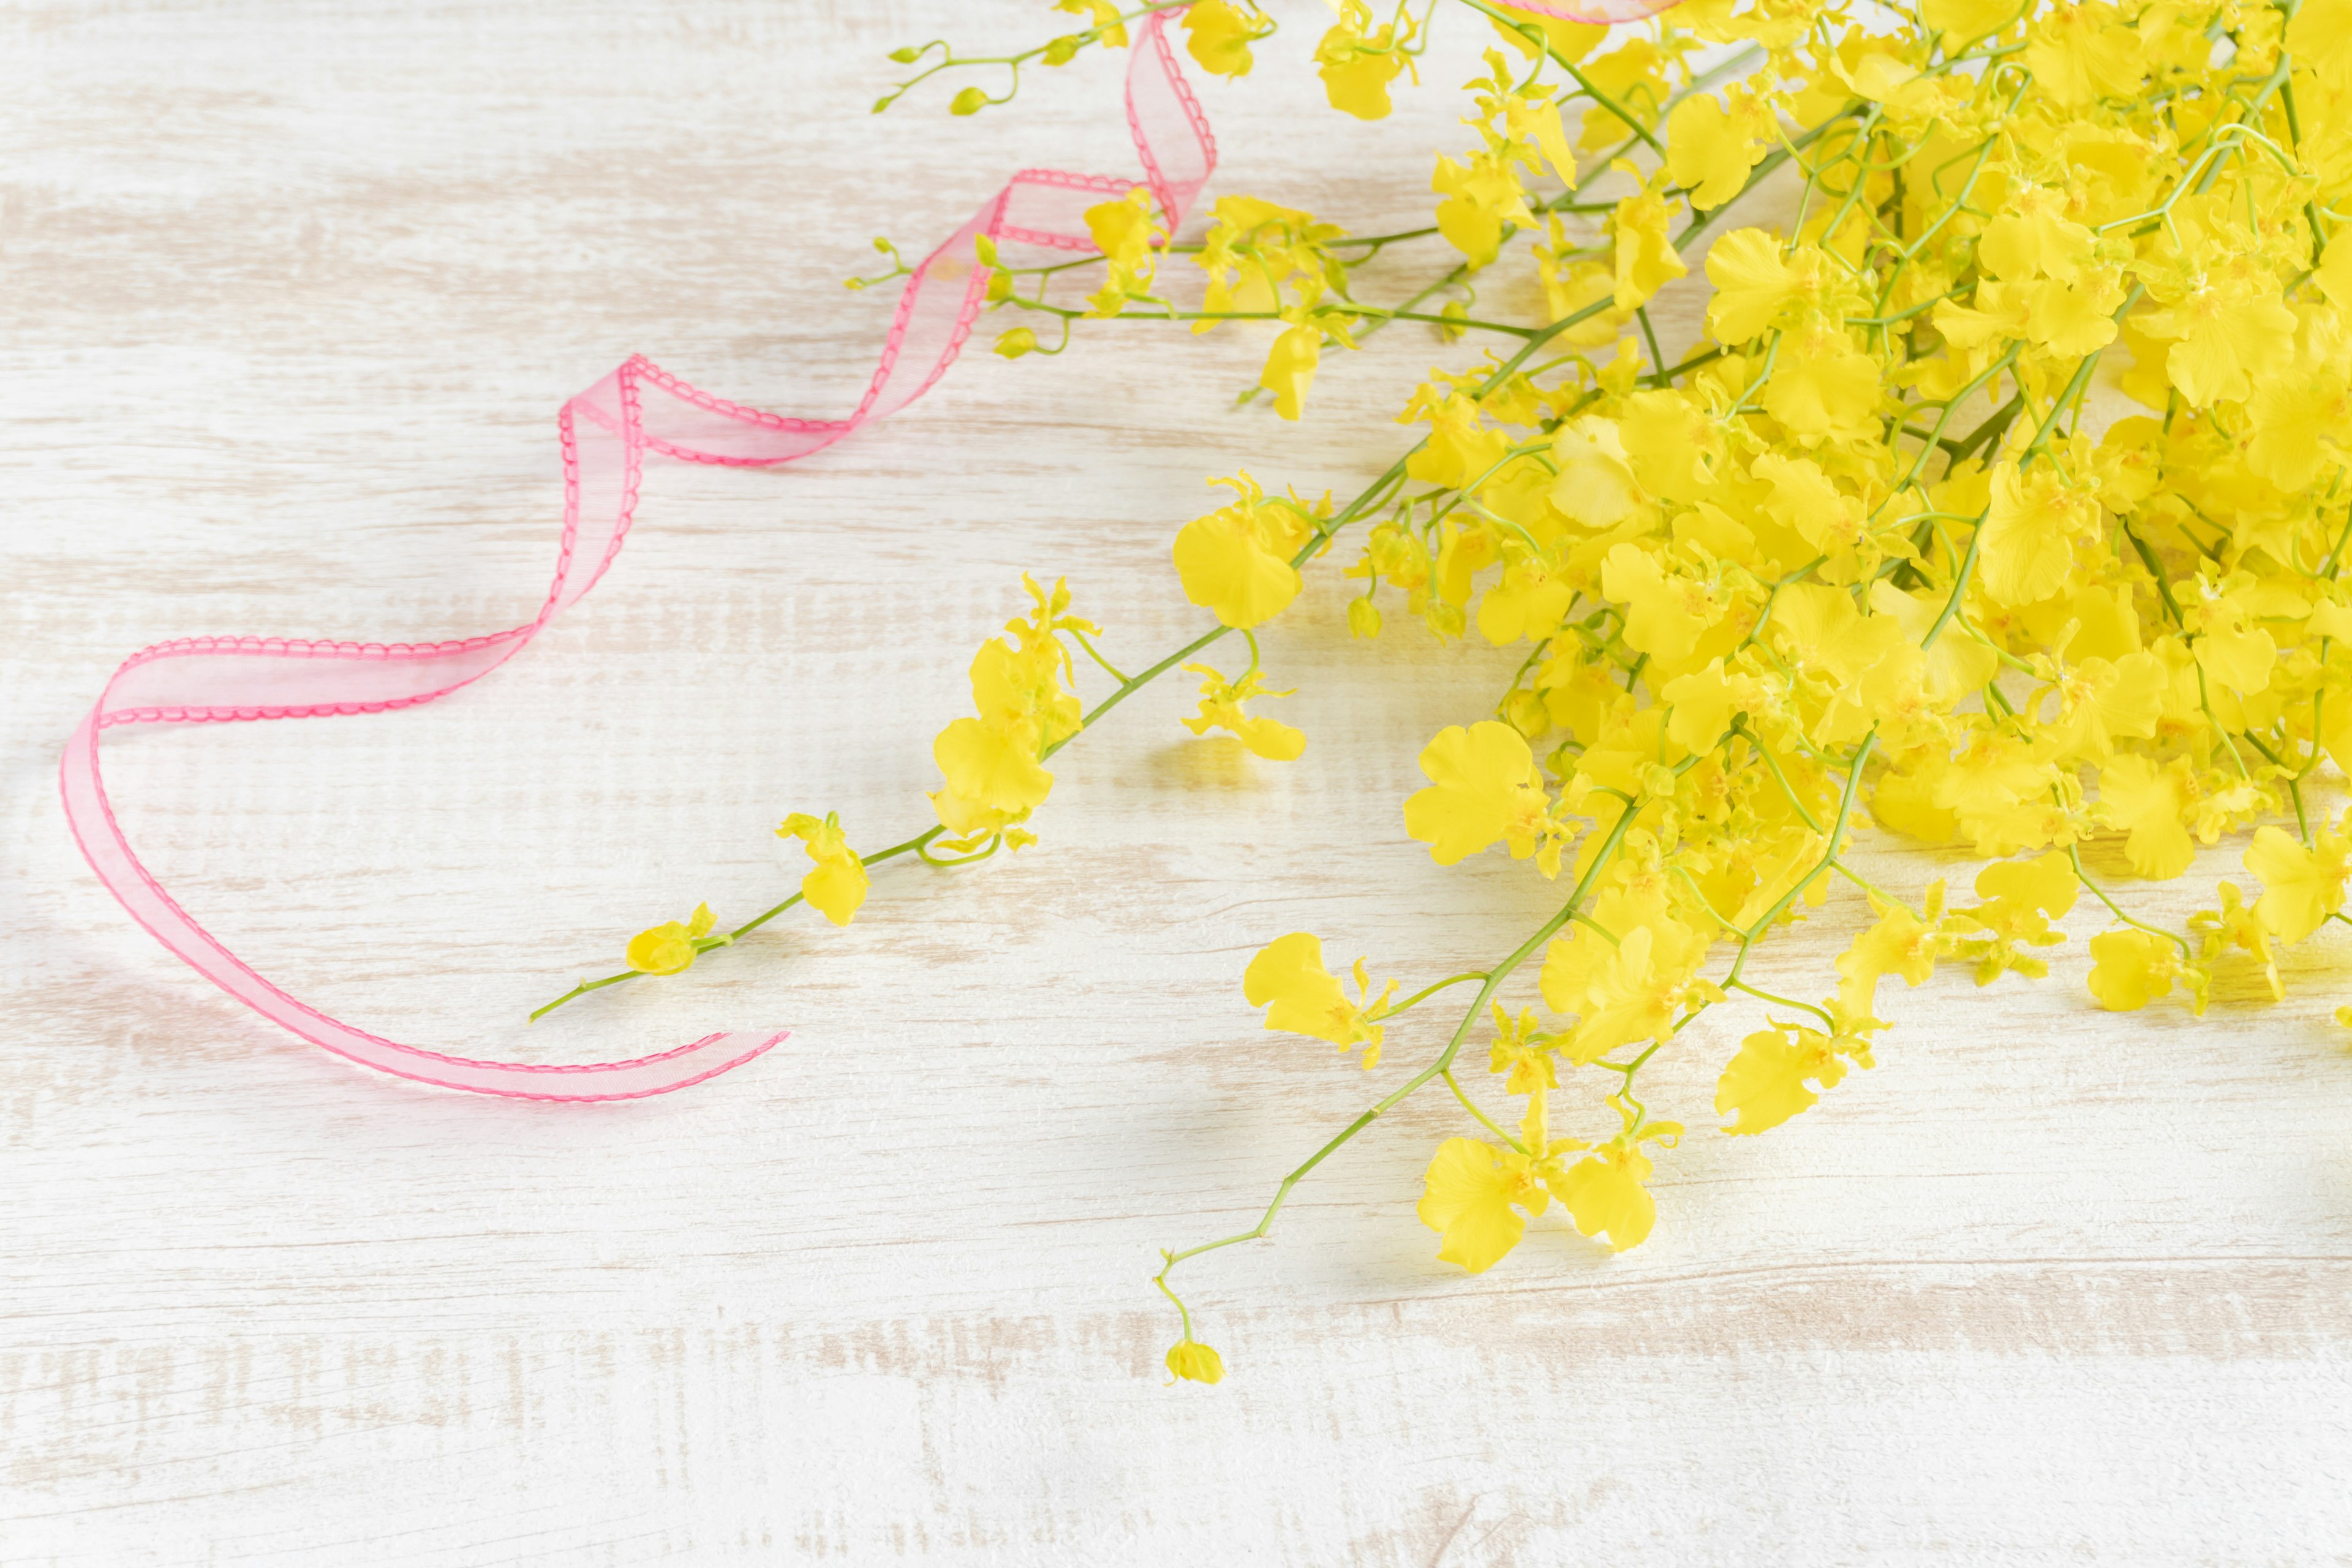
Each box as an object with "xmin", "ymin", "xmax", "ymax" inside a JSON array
[{"xmin": 5, "ymin": 2, "xmax": 2351, "ymax": 1562}]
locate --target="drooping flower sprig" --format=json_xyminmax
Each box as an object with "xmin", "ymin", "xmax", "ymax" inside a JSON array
[{"xmin": 538, "ymin": 0, "xmax": 2352, "ymax": 1383}]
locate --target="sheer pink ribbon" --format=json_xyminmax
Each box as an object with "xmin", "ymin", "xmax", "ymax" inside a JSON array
[
  {"xmin": 58, "ymin": 13, "xmax": 1216, "ymax": 1100},
  {"xmin": 1510, "ymin": 1, "xmax": 1678, "ymax": 17}
]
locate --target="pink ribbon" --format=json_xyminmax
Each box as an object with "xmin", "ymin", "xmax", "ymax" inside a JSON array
[
  {"xmin": 59, "ymin": 13, "xmax": 1216, "ymax": 1099},
  {"xmin": 1509, "ymin": 1, "xmax": 1678, "ymax": 18}
]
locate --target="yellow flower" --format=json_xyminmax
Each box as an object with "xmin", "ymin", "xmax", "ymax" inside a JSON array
[
  {"xmin": 2140, "ymin": 276, "xmax": 2297, "ymax": 408},
  {"xmin": 1053, "ymin": 0, "xmax": 1128, "ymax": 48},
  {"xmin": 1602, "ymin": 543, "xmax": 1722, "ymax": 668},
  {"xmin": 1833, "ymin": 893, "xmax": 1940, "ymax": 1023},
  {"xmin": 1978, "ymin": 461, "xmax": 2094, "ymax": 607},
  {"xmin": 1431, "ymin": 150, "xmax": 1524, "ymax": 271},
  {"xmin": 1703, "ymin": 227, "xmax": 1801, "ymax": 344},
  {"xmin": 1400, "ymin": 383, "xmax": 1512, "ymax": 489},
  {"xmin": 2246, "ymin": 823, "xmax": 2351, "ymax": 944},
  {"xmin": 1768, "ymin": 582, "xmax": 1903, "ymax": 687},
  {"xmin": 2318, "ymin": 231, "xmax": 2352, "ymax": 311},
  {"xmin": 776, "ymin": 811, "xmax": 867, "ymax": 927},
  {"xmin": 1170, "ymin": 472, "xmax": 1317, "ymax": 629},
  {"xmin": 1178, "ymin": 0, "xmax": 1269, "ymax": 78},
  {"xmin": 1315, "ymin": 0, "xmax": 1413, "ymax": 120},
  {"xmin": 625, "ymin": 902, "xmax": 720, "ymax": 976},
  {"xmin": 1715, "ymin": 1023, "xmax": 1848, "ymax": 1137},
  {"xmin": 1658, "ymin": 658, "xmax": 1754, "ymax": 753},
  {"xmin": 1551, "ymin": 1139, "xmax": 1658, "ymax": 1251},
  {"xmin": 1164, "ymin": 1339, "xmax": 1225, "ymax": 1384},
  {"xmin": 2022, "ymin": 2, "xmax": 2143, "ymax": 108},
  {"xmin": 1548, "ymin": 415, "xmax": 1646, "ymax": 527},
  {"xmin": 2187, "ymin": 580, "xmax": 2277, "ymax": 696},
  {"xmin": 1490, "ymin": 3, "xmax": 1604, "ymax": 64},
  {"xmin": 1567, "ymin": 918, "xmax": 1711, "ymax": 1061},
  {"xmin": 1944, "ymin": 851, "xmax": 2081, "ymax": 985},
  {"xmin": 1977, "ymin": 188, "xmax": 2094, "ymax": 285},
  {"xmin": 2086, "ymin": 929, "xmax": 2179, "ymax": 1012},
  {"xmin": 1082, "ymin": 187, "xmax": 1161, "ymax": 316},
  {"xmin": 2095, "ymin": 755, "xmax": 2196, "ymax": 880},
  {"xmin": 1923, "ymin": 0, "xmax": 2018, "ymax": 44},
  {"xmin": 2246, "ymin": 372, "xmax": 2352, "ymax": 492},
  {"xmin": 2190, "ymin": 882, "xmax": 2279, "ymax": 1003},
  {"xmin": 1180, "ymin": 660, "xmax": 1305, "ymax": 761},
  {"xmin": 1666, "ymin": 89, "xmax": 1769, "ymax": 211},
  {"xmin": 1417, "ymin": 1137, "xmax": 1551, "ymax": 1273},
  {"xmin": 1486, "ymin": 1003, "xmax": 1558, "ymax": 1094},
  {"xmin": 1608, "ymin": 168, "xmax": 1687, "ymax": 311},
  {"xmin": 1259, "ymin": 320, "xmax": 1321, "ymax": 421},
  {"xmin": 1403, "ymin": 721, "xmax": 1555, "ymax": 866},
  {"xmin": 929, "ymin": 576, "xmax": 1092, "ymax": 842},
  {"xmin": 932, "ymin": 712, "xmax": 1053, "ymax": 836},
  {"xmin": 1242, "ymin": 932, "xmax": 1397, "ymax": 1068},
  {"xmin": 1193, "ymin": 195, "xmax": 1346, "ymax": 325},
  {"xmin": 1758, "ymin": 326, "xmax": 1880, "ymax": 442}
]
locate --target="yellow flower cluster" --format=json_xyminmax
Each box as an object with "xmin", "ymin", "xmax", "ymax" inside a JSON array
[
  {"xmin": 1136, "ymin": 0, "xmax": 2352, "ymax": 1378},
  {"xmin": 930, "ymin": 574, "xmax": 1089, "ymax": 850},
  {"xmin": 584, "ymin": 0, "xmax": 2352, "ymax": 1384}
]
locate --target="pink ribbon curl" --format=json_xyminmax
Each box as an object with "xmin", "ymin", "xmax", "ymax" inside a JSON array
[
  {"xmin": 1507, "ymin": 1, "xmax": 1680, "ymax": 17},
  {"xmin": 59, "ymin": 13, "xmax": 1216, "ymax": 1100}
]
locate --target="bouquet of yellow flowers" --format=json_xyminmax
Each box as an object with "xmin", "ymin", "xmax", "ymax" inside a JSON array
[{"xmin": 541, "ymin": 0, "xmax": 2352, "ymax": 1383}]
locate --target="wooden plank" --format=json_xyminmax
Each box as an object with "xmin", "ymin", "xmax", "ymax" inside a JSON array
[{"xmin": 4, "ymin": 2, "xmax": 2348, "ymax": 1561}]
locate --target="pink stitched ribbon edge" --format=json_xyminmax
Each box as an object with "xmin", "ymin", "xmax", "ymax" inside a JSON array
[
  {"xmin": 58, "ymin": 14, "xmax": 1216, "ymax": 1101},
  {"xmin": 1510, "ymin": 1, "xmax": 1679, "ymax": 17}
]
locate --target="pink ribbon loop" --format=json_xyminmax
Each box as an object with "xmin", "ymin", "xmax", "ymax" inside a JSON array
[{"xmin": 60, "ymin": 13, "xmax": 1216, "ymax": 1099}]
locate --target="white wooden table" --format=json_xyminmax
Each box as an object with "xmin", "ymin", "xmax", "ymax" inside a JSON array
[{"xmin": 6, "ymin": 3, "xmax": 2350, "ymax": 1562}]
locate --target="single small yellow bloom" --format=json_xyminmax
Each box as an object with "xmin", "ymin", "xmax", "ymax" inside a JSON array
[
  {"xmin": 2247, "ymin": 824, "xmax": 2351, "ymax": 945},
  {"xmin": 1665, "ymin": 91, "xmax": 1766, "ymax": 211},
  {"xmin": 1315, "ymin": 0, "xmax": 1412, "ymax": 120},
  {"xmin": 1242, "ymin": 931, "xmax": 1396, "ymax": 1068},
  {"xmin": 1164, "ymin": 1339, "xmax": 1225, "ymax": 1384},
  {"xmin": 625, "ymin": 902, "xmax": 718, "ymax": 976},
  {"xmin": 1178, "ymin": 0, "xmax": 1267, "ymax": 77},
  {"xmin": 1715, "ymin": 1024, "xmax": 1847, "ymax": 1137},
  {"xmin": 1171, "ymin": 472, "xmax": 1316, "ymax": 629},
  {"xmin": 1608, "ymin": 172, "xmax": 1686, "ymax": 311},
  {"xmin": 1082, "ymin": 187, "xmax": 1161, "ymax": 315},
  {"xmin": 1417, "ymin": 1136, "xmax": 1550, "ymax": 1273},
  {"xmin": 1259, "ymin": 321, "xmax": 1321, "ymax": 421},
  {"xmin": 1551, "ymin": 1140, "xmax": 1656, "ymax": 1252},
  {"xmin": 777, "ymin": 811, "xmax": 869, "ymax": 928},
  {"xmin": 2086, "ymin": 929, "xmax": 2179, "ymax": 1012},
  {"xmin": 1833, "ymin": 895, "xmax": 1939, "ymax": 1023},
  {"xmin": 1403, "ymin": 721, "xmax": 1553, "ymax": 866},
  {"xmin": 1181, "ymin": 660, "xmax": 1305, "ymax": 761}
]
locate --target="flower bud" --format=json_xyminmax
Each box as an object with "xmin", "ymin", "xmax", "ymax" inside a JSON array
[
  {"xmin": 1347, "ymin": 598, "xmax": 1382, "ymax": 639},
  {"xmin": 1164, "ymin": 1340, "xmax": 1226, "ymax": 1385}
]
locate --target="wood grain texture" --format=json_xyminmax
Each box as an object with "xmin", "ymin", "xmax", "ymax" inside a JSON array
[{"xmin": 4, "ymin": 2, "xmax": 2350, "ymax": 1562}]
